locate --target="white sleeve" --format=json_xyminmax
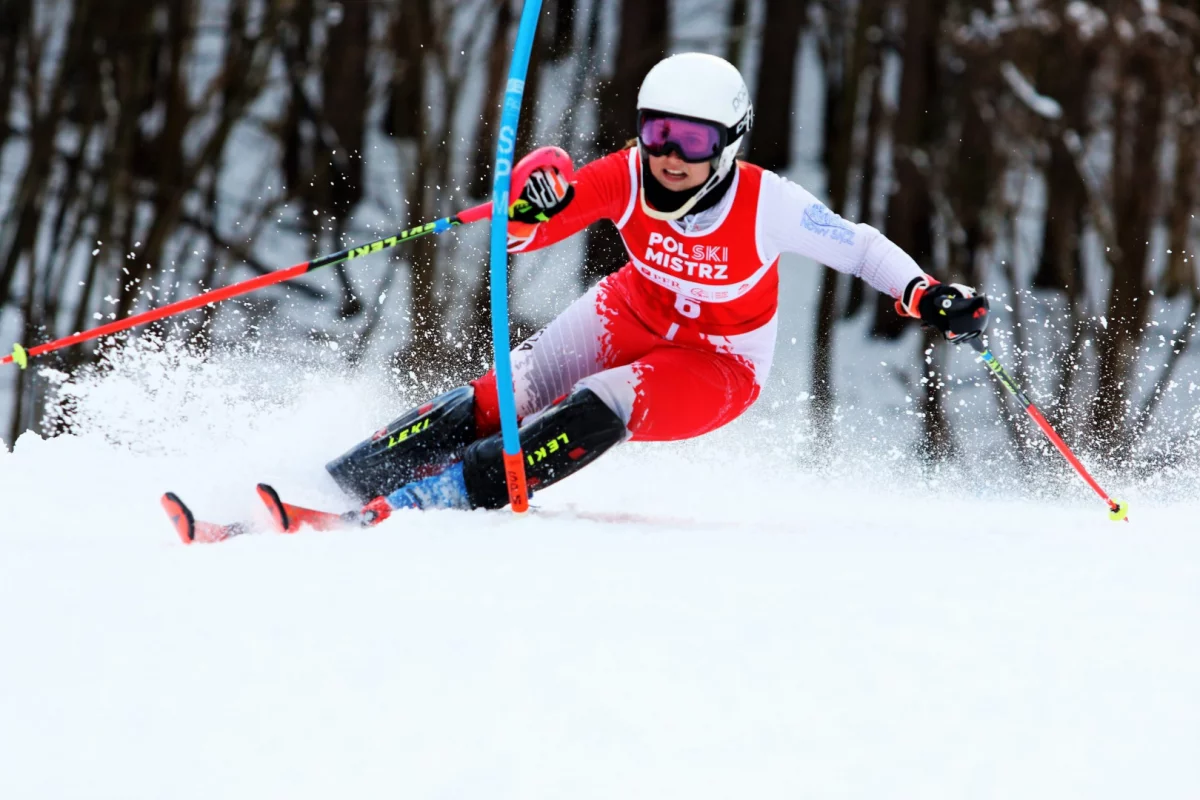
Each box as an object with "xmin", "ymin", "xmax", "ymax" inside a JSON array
[{"xmin": 756, "ymin": 170, "xmax": 925, "ymax": 299}]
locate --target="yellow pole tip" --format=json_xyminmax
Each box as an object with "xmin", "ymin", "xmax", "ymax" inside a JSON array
[
  {"xmin": 11, "ymin": 343, "xmax": 27, "ymax": 369},
  {"xmin": 1109, "ymin": 500, "xmax": 1129, "ymax": 522}
]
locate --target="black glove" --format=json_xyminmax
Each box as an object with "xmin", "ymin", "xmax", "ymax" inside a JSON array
[
  {"xmin": 508, "ymin": 166, "xmax": 574, "ymax": 224},
  {"xmin": 896, "ymin": 276, "xmax": 990, "ymax": 343}
]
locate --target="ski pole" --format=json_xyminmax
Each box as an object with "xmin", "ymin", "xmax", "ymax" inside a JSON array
[
  {"xmin": 3, "ymin": 210, "xmax": 483, "ymax": 370},
  {"xmin": 970, "ymin": 336, "xmax": 1128, "ymax": 521},
  {"xmin": 3, "ymin": 146, "xmax": 572, "ymax": 370}
]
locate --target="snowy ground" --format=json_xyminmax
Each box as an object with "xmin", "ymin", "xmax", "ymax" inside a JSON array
[{"xmin": 1, "ymin": 346, "xmax": 1198, "ymax": 799}]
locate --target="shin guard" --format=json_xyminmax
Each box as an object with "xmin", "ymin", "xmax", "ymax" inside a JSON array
[
  {"xmin": 461, "ymin": 389, "xmax": 627, "ymax": 510},
  {"xmin": 326, "ymin": 385, "xmax": 477, "ymax": 502}
]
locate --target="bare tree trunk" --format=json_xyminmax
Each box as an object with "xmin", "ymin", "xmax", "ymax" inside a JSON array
[
  {"xmin": 581, "ymin": 0, "xmax": 668, "ymax": 289},
  {"xmin": 1031, "ymin": 19, "xmax": 1102, "ymax": 429},
  {"xmin": 12, "ymin": 255, "xmax": 37, "ymax": 438},
  {"xmin": 517, "ymin": 28, "xmax": 545, "ymax": 157},
  {"xmin": 1162, "ymin": 113, "xmax": 1199, "ymax": 298},
  {"xmin": 2, "ymin": 0, "xmax": 96, "ymax": 442},
  {"xmin": 557, "ymin": 0, "xmax": 603, "ymax": 153},
  {"xmin": 385, "ymin": 0, "xmax": 426, "ymax": 141},
  {"xmin": 547, "ymin": 0, "xmax": 576, "ymax": 61},
  {"xmin": 401, "ymin": 148, "xmax": 446, "ymax": 378},
  {"xmin": 392, "ymin": 0, "xmax": 467, "ymax": 379},
  {"xmin": 870, "ymin": 0, "xmax": 942, "ymax": 339},
  {"xmin": 945, "ymin": 97, "xmax": 990, "ymax": 287},
  {"xmin": 0, "ymin": 0, "xmax": 91, "ymax": 310},
  {"xmin": 724, "ymin": 0, "xmax": 750, "ymax": 68},
  {"xmin": 1092, "ymin": 48, "xmax": 1165, "ymax": 449},
  {"xmin": 917, "ymin": 328, "xmax": 954, "ymax": 459},
  {"xmin": 470, "ymin": 1, "xmax": 513, "ymax": 198},
  {"xmin": 747, "ymin": 0, "xmax": 804, "ymax": 171},
  {"xmin": 842, "ymin": 64, "xmax": 885, "ymax": 319},
  {"xmin": 324, "ymin": 0, "xmax": 370, "ymax": 318},
  {"xmin": 115, "ymin": 0, "xmax": 194, "ymax": 321},
  {"xmin": 810, "ymin": 0, "xmax": 882, "ymax": 448},
  {"xmin": 324, "ymin": 0, "xmax": 369, "ymax": 216},
  {"xmin": 119, "ymin": 0, "xmax": 279, "ymax": 327},
  {"xmin": 282, "ymin": 0, "xmax": 315, "ymax": 198},
  {"xmin": 43, "ymin": 119, "xmax": 94, "ymax": 328},
  {"xmin": 1034, "ymin": 148, "xmax": 1086, "ymax": 291},
  {"xmin": 0, "ymin": 0, "xmax": 29, "ymax": 152},
  {"xmin": 1032, "ymin": 25, "xmax": 1095, "ymax": 293}
]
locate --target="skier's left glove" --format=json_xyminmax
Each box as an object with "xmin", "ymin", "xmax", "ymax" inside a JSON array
[
  {"xmin": 509, "ymin": 165, "xmax": 574, "ymax": 224},
  {"xmin": 896, "ymin": 276, "xmax": 990, "ymax": 343}
]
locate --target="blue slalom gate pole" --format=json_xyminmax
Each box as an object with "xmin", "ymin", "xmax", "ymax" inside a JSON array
[{"xmin": 489, "ymin": 0, "xmax": 544, "ymax": 512}]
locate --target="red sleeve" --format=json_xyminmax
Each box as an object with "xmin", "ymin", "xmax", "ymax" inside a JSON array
[{"xmin": 510, "ymin": 149, "xmax": 634, "ymax": 252}]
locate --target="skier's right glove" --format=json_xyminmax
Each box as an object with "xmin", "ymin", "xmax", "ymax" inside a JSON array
[
  {"xmin": 896, "ymin": 276, "xmax": 990, "ymax": 343},
  {"xmin": 509, "ymin": 165, "xmax": 574, "ymax": 225}
]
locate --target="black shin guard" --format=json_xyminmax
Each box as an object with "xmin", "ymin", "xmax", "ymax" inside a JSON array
[
  {"xmin": 461, "ymin": 388, "xmax": 627, "ymax": 510},
  {"xmin": 326, "ymin": 385, "xmax": 477, "ymax": 502}
]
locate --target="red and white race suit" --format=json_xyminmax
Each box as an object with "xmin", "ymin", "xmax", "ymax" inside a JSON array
[{"xmin": 473, "ymin": 148, "xmax": 924, "ymax": 442}]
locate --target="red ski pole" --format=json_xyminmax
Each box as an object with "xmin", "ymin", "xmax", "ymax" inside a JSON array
[
  {"xmin": 1, "ymin": 207, "xmax": 486, "ymax": 370},
  {"xmin": 970, "ymin": 337, "xmax": 1128, "ymax": 521},
  {"xmin": 3, "ymin": 146, "xmax": 573, "ymax": 371}
]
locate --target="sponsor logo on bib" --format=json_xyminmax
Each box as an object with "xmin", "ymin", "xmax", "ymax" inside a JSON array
[{"xmin": 642, "ymin": 232, "xmax": 729, "ymax": 280}]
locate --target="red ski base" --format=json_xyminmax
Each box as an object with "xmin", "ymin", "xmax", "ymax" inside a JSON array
[
  {"xmin": 162, "ymin": 485, "xmax": 369, "ymax": 545},
  {"xmin": 255, "ymin": 483, "xmax": 356, "ymax": 533},
  {"xmin": 161, "ymin": 493, "xmax": 249, "ymax": 545}
]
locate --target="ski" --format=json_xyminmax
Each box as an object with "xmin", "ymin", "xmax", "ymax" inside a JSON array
[
  {"xmin": 161, "ymin": 492, "xmax": 253, "ymax": 545},
  {"xmin": 163, "ymin": 485, "xmax": 382, "ymax": 544},
  {"xmin": 254, "ymin": 483, "xmax": 364, "ymax": 533}
]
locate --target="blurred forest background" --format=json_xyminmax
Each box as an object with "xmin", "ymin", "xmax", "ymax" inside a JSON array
[{"xmin": 1, "ymin": 0, "xmax": 1198, "ymax": 471}]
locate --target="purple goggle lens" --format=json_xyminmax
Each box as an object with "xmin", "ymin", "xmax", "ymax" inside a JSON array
[{"xmin": 638, "ymin": 116, "xmax": 723, "ymax": 163}]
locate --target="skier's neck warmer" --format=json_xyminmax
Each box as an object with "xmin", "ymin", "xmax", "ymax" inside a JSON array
[{"xmin": 641, "ymin": 157, "xmax": 737, "ymax": 217}]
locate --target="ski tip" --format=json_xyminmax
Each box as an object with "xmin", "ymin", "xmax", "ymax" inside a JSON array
[
  {"xmin": 256, "ymin": 483, "xmax": 290, "ymax": 532},
  {"xmin": 161, "ymin": 492, "xmax": 196, "ymax": 544}
]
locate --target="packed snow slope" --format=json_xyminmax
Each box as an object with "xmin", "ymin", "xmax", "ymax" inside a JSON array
[{"xmin": 1, "ymin": 344, "xmax": 1198, "ymax": 799}]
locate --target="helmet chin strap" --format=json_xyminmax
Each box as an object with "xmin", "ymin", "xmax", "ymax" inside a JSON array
[{"xmin": 637, "ymin": 152, "xmax": 727, "ymax": 222}]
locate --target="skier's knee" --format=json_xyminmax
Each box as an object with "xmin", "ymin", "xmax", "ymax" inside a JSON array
[
  {"xmin": 575, "ymin": 372, "xmax": 636, "ymax": 429},
  {"xmin": 461, "ymin": 388, "xmax": 627, "ymax": 509},
  {"xmin": 326, "ymin": 385, "xmax": 477, "ymax": 502}
]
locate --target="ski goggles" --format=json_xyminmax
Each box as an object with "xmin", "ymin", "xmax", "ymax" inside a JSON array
[{"xmin": 637, "ymin": 113, "xmax": 725, "ymax": 163}]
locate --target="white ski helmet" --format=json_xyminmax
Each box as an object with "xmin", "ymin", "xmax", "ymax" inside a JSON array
[{"xmin": 636, "ymin": 52, "xmax": 753, "ymax": 220}]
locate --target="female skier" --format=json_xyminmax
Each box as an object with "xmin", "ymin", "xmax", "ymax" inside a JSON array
[{"xmin": 326, "ymin": 52, "xmax": 989, "ymax": 522}]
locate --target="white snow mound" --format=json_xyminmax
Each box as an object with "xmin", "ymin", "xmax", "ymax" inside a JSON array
[{"xmin": 1, "ymin": 344, "xmax": 1197, "ymax": 799}]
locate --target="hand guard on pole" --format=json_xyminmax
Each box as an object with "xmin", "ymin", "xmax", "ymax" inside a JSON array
[{"xmin": 897, "ymin": 276, "xmax": 990, "ymax": 343}]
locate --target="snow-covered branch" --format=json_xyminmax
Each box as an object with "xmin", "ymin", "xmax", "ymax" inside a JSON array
[{"xmin": 999, "ymin": 61, "xmax": 1063, "ymax": 121}]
